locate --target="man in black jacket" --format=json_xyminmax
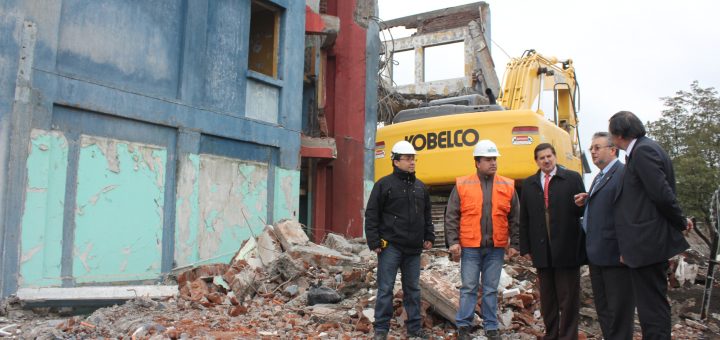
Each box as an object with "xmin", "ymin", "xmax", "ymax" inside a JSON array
[
  {"xmin": 520, "ymin": 143, "xmax": 586, "ymax": 340},
  {"xmin": 365, "ymin": 140, "xmax": 434, "ymax": 340},
  {"xmin": 609, "ymin": 111, "xmax": 692, "ymax": 340}
]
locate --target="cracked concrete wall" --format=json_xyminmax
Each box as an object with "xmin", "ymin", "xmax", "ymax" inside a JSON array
[
  {"xmin": 175, "ymin": 154, "xmax": 269, "ymax": 267},
  {"xmin": 73, "ymin": 135, "xmax": 166, "ymax": 283},
  {"xmin": 19, "ymin": 130, "xmax": 68, "ymax": 287}
]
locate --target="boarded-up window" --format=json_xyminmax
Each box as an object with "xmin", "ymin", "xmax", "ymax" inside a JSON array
[{"xmin": 249, "ymin": 1, "xmax": 281, "ymax": 78}]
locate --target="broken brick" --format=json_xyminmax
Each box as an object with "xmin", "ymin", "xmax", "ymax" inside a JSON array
[
  {"xmin": 229, "ymin": 305, "xmax": 248, "ymax": 317},
  {"xmin": 177, "ymin": 263, "xmax": 229, "ymax": 287},
  {"xmin": 207, "ymin": 292, "xmax": 224, "ymax": 305},
  {"xmin": 189, "ymin": 278, "xmax": 210, "ymax": 301}
]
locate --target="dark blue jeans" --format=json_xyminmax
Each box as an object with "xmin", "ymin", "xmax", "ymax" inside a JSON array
[{"xmin": 373, "ymin": 244, "xmax": 421, "ymax": 333}]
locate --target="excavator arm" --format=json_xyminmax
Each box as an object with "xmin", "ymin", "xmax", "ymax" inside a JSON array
[{"xmin": 500, "ymin": 49, "xmax": 581, "ymax": 157}]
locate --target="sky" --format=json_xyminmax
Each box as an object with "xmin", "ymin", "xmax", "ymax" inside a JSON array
[{"xmin": 378, "ymin": 0, "xmax": 720, "ymax": 178}]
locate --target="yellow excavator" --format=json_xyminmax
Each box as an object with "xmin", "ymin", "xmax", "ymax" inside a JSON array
[{"xmin": 374, "ymin": 50, "xmax": 586, "ymax": 245}]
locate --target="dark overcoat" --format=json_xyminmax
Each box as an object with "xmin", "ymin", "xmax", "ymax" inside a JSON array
[
  {"xmin": 520, "ymin": 167, "xmax": 586, "ymax": 268},
  {"xmin": 613, "ymin": 136, "xmax": 689, "ymax": 268}
]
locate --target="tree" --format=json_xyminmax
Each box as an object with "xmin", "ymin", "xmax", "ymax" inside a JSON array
[{"xmin": 647, "ymin": 81, "xmax": 720, "ymax": 225}]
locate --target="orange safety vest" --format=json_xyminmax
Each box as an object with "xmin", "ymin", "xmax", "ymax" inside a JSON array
[{"xmin": 456, "ymin": 173, "xmax": 515, "ymax": 248}]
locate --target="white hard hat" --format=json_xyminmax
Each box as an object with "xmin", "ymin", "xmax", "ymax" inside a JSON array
[
  {"xmin": 473, "ymin": 140, "xmax": 501, "ymax": 157},
  {"xmin": 391, "ymin": 140, "xmax": 416, "ymax": 157}
]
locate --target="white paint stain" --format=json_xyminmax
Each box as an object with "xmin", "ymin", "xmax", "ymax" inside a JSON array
[
  {"xmin": 81, "ymin": 136, "xmax": 120, "ymax": 173},
  {"xmin": 119, "ymin": 247, "xmax": 131, "ymax": 272},
  {"xmin": 74, "ymin": 243, "xmax": 94, "ymax": 272},
  {"xmin": 142, "ymin": 148, "xmax": 165, "ymax": 189},
  {"xmin": 20, "ymin": 243, "xmax": 43, "ymax": 264},
  {"xmin": 87, "ymin": 185, "xmax": 119, "ymax": 206}
]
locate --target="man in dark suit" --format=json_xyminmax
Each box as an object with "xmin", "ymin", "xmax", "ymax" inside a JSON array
[
  {"xmin": 609, "ymin": 111, "xmax": 693, "ymax": 340},
  {"xmin": 520, "ymin": 143, "xmax": 586, "ymax": 340},
  {"xmin": 574, "ymin": 132, "xmax": 633, "ymax": 340}
]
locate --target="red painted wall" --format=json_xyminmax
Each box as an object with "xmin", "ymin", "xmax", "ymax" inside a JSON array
[{"xmin": 323, "ymin": 0, "xmax": 367, "ymax": 239}]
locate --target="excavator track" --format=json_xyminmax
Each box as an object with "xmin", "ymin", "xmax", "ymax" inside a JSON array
[{"xmin": 431, "ymin": 201, "xmax": 448, "ymax": 248}]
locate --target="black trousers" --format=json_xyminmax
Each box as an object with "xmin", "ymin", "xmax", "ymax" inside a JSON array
[
  {"xmin": 589, "ymin": 265, "xmax": 635, "ymax": 340},
  {"xmin": 537, "ymin": 267, "xmax": 580, "ymax": 340},
  {"xmin": 630, "ymin": 261, "xmax": 671, "ymax": 340}
]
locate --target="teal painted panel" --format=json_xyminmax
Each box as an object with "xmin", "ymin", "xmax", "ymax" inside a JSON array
[
  {"xmin": 73, "ymin": 136, "xmax": 166, "ymax": 283},
  {"xmin": 174, "ymin": 154, "xmax": 200, "ymax": 267},
  {"xmin": 273, "ymin": 167, "xmax": 299, "ymax": 222},
  {"xmin": 197, "ymin": 155, "xmax": 267, "ymax": 264},
  {"xmin": 19, "ymin": 130, "xmax": 68, "ymax": 287}
]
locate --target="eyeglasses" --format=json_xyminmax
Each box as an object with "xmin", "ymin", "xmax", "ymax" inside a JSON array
[
  {"xmin": 588, "ymin": 145, "xmax": 612, "ymax": 152},
  {"xmin": 398, "ymin": 156, "xmax": 417, "ymax": 162}
]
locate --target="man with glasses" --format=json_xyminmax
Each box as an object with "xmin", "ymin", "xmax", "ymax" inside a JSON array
[
  {"xmin": 444, "ymin": 140, "xmax": 519, "ymax": 340},
  {"xmin": 365, "ymin": 140, "xmax": 435, "ymax": 340},
  {"xmin": 574, "ymin": 132, "xmax": 633, "ymax": 340}
]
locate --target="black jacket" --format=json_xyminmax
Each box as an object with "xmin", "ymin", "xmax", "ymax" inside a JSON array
[
  {"xmin": 613, "ymin": 136, "xmax": 689, "ymax": 268},
  {"xmin": 365, "ymin": 168, "xmax": 435, "ymax": 254},
  {"xmin": 520, "ymin": 167, "xmax": 587, "ymax": 268}
]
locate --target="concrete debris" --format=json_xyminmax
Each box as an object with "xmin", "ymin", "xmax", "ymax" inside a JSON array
[
  {"xmin": 502, "ymin": 287, "xmax": 520, "ymax": 299},
  {"xmin": 2, "ymin": 219, "xmax": 719, "ymax": 339},
  {"xmin": 256, "ymin": 225, "xmax": 283, "ymax": 266},
  {"xmin": 287, "ymin": 244, "xmax": 358, "ymax": 270},
  {"xmin": 498, "ymin": 268, "xmax": 514, "ymax": 292},
  {"xmin": 675, "ymin": 255, "xmax": 699, "ymax": 286},
  {"xmin": 271, "ymin": 253, "xmax": 305, "ymax": 281},
  {"xmin": 362, "ymin": 308, "xmax": 375, "ymax": 323},
  {"xmin": 499, "ymin": 309, "xmax": 514, "ymax": 329},
  {"xmin": 324, "ymin": 232, "xmax": 354, "ymax": 254},
  {"xmin": 274, "ymin": 219, "xmax": 311, "ymax": 251},
  {"xmin": 283, "ymin": 284, "xmax": 299, "ymax": 297}
]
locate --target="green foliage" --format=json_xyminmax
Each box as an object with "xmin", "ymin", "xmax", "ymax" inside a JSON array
[{"xmin": 646, "ymin": 81, "xmax": 720, "ymax": 223}]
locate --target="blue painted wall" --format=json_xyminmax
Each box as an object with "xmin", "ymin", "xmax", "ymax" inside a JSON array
[{"xmin": 0, "ymin": 0, "xmax": 305, "ymax": 296}]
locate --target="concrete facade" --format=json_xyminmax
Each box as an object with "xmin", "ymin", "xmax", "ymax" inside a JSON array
[
  {"xmin": 380, "ymin": 2, "xmax": 498, "ymax": 98},
  {"xmin": 0, "ymin": 0, "xmax": 306, "ymax": 297}
]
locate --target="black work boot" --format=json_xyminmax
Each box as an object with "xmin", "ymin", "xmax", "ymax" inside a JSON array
[
  {"xmin": 457, "ymin": 326, "xmax": 472, "ymax": 340},
  {"xmin": 373, "ymin": 330, "xmax": 388, "ymax": 340},
  {"xmin": 485, "ymin": 329, "xmax": 501, "ymax": 340}
]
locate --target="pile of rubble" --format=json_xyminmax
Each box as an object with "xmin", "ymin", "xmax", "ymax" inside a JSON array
[{"xmin": 0, "ymin": 219, "xmax": 718, "ymax": 339}]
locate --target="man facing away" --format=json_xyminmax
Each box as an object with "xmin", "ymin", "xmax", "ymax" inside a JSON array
[
  {"xmin": 519, "ymin": 143, "xmax": 586, "ymax": 340},
  {"xmin": 365, "ymin": 140, "xmax": 434, "ymax": 340},
  {"xmin": 574, "ymin": 132, "xmax": 634, "ymax": 340},
  {"xmin": 444, "ymin": 140, "xmax": 519, "ymax": 340},
  {"xmin": 609, "ymin": 111, "xmax": 692, "ymax": 340}
]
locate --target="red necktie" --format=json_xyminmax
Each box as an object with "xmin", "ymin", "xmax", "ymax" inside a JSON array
[{"xmin": 543, "ymin": 174, "xmax": 551, "ymax": 208}]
